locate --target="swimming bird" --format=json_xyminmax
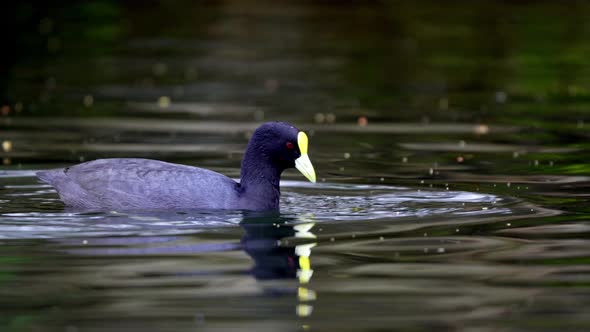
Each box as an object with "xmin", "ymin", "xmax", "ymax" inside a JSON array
[{"xmin": 37, "ymin": 122, "xmax": 316, "ymax": 211}]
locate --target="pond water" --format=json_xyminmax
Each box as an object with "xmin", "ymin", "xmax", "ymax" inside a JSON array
[{"xmin": 2, "ymin": 1, "xmax": 590, "ymax": 331}]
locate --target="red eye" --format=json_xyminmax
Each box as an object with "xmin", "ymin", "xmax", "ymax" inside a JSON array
[{"xmin": 286, "ymin": 142, "xmax": 294, "ymax": 149}]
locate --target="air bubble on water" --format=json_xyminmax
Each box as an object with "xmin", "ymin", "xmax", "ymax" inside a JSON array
[{"xmin": 437, "ymin": 248, "xmax": 445, "ymax": 253}]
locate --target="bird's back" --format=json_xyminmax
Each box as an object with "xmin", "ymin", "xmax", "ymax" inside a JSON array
[{"xmin": 37, "ymin": 158, "xmax": 240, "ymax": 210}]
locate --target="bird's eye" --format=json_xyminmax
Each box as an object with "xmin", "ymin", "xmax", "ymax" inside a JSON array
[{"xmin": 286, "ymin": 142, "xmax": 294, "ymax": 149}]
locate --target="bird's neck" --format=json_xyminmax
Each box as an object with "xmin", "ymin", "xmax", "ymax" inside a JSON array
[{"xmin": 239, "ymin": 150, "xmax": 282, "ymax": 210}]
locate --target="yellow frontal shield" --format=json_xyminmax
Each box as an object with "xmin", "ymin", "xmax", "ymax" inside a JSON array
[{"xmin": 295, "ymin": 132, "xmax": 316, "ymax": 183}]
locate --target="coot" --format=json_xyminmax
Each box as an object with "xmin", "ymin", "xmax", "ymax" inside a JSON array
[{"xmin": 37, "ymin": 122, "xmax": 316, "ymax": 211}]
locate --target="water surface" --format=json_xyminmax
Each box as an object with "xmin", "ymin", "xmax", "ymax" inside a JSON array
[{"xmin": 1, "ymin": 1, "xmax": 590, "ymax": 331}]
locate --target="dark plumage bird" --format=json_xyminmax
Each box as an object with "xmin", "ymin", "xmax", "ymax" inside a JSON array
[{"xmin": 37, "ymin": 122, "xmax": 316, "ymax": 211}]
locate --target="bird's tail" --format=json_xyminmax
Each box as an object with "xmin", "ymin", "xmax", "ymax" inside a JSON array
[{"xmin": 36, "ymin": 169, "xmax": 65, "ymax": 184}]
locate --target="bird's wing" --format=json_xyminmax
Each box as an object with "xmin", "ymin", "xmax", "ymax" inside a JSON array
[{"xmin": 42, "ymin": 158, "xmax": 239, "ymax": 209}]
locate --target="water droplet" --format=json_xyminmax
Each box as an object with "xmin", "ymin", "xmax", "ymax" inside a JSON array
[
  {"xmin": 314, "ymin": 113, "xmax": 325, "ymax": 123},
  {"xmin": 254, "ymin": 109, "xmax": 265, "ymax": 121},
  {"xmin": 2, "ymin": 140, "xmax": 12, "ymax": 153},
  {"xmin": 474, "ymin": 124, "xmax": 489, "ymax": 135},
  {"xmin": 83, "ymin": 95, "xmax": 93, "ymax": 108},
  {"xmin": 495, "ymin": 91, "xmax": 507, "ymax": 103},
  {"xmin": 439, "ymin": 97, "xmax": 448, "ymax": 110},
  {"xmin": 158, "ymin": 96, "xmax": 171, "ymax": 108},
  {"xmin": 326, "ymin": 113, "xmax": 336, "ymax": 123},
  {"xmin": 152, "ymin": 63, "xmax": 168, "ymax": 76}
]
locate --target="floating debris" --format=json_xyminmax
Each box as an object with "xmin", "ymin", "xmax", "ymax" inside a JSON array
[{"xmin": 357, "ymin": 116, "xmax": 368, "ymax": 127}]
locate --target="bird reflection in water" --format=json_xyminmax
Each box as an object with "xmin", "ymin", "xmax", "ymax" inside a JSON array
[
  {"xmin": 58, "ymin": 211, "xmax": 318, "ymax": 322},
  {"xmin": 241, "ymin": 215, "xmax": 318, "ymax": 318}
]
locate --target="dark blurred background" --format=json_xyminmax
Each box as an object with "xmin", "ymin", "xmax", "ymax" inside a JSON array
[{"xmin": 1, "ymin": 0, "xmax": 589, "ymax": 172}]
